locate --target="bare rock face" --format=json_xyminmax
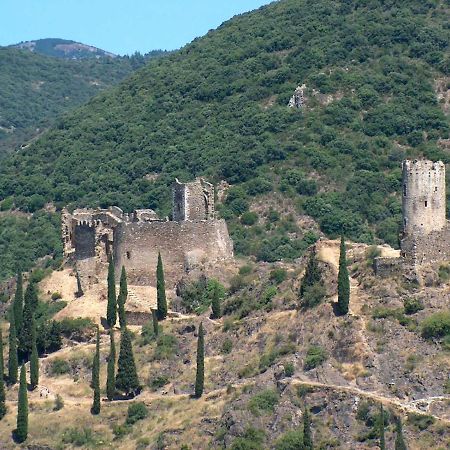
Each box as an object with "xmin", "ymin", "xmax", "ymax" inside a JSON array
[{"xmin": 288, "ymin": 84, "xmax": 306, "ymax": 108}]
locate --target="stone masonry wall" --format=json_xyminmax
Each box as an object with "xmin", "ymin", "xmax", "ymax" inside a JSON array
[{"xmin": 114, "ymin": 219, "xmax": 233, "ymax": 287}]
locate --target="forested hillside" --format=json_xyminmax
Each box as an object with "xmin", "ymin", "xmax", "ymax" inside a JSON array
[
  {"xmin": 0, "ymin": 0, "xmax": 449, "ymax": 281},
  {"xmin": 0, "ymin": 47, "xmax": 151, "ymax": 156}
]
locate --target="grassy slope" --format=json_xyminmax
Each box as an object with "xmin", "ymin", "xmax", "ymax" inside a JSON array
[{"xmin": 0, "ymin": 0, "xmax": 449, "ymax": 280}]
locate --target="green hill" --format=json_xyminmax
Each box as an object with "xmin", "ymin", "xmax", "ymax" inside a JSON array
[{"xmin": 0, "ymin": 0, "xmax": 449, "ymax": 281}]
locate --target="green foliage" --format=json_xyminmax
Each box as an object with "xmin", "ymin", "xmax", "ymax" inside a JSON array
[
  {"xmin": 91, "ymin": 327, "xmax": 100, "ymax": 415},
  {"xmin": 195, "ymin": 322, "xmax": 205, "ymax": 398},
  {"xmin": 407, "ymin": 413, "xmax": 435, "ymax": 431},
  {"xmin": 58, "ymin": 317, "xmax": 95, "ymax": 339},
  {"xmin": 304, "ymin": 345, "xmax": 327, "ymax": 370},
  {"xmin": 156, "ymin": 253, "xmax": 167, "ymax": 320},
  {"xmin": 116, "ymin": 328, "xmax": 140, "ymax": 395},
  {"xmin": 221, "ymin": 338, "xmax": 233, "ymax": 355},
  {"xmin": 48, "ymin": 358, "xmax": 71, "ymax": 376},
  {"xmin": 270, "ymin": 268, "xmax": 288, "ymax": 285},
  {"xmin": 0, "ymin": 328, "xmax": 6, "ymax": 419},
  {"xmin": 148, "ymin": 375, "xmax": 169, "ymax": 391},
  {"xmin": 117, "ymin": 266, "xmax": 128, "ymax": 329},
  {"xmin": 275, "ymin": 428, "xmax": 304, "ymax": 450},
  {"xmin": 29, "ymin": 318, "xmax": 39, "ymax": 390},
  {"xmin": 16, "ymin": 365, "xmax": 28, "ymax": 443},
  {"xmin": 178, "ymin": 277, "xmax": 225, "ymax": 315},
  {"xmin": 230, "ymin": 428, "xmax": 265, "ymax": 450},
  {"xmin": 379, "ymin": 404, "xmax": 386, "ymax": 450},
  {"xmin": 337, "ymin": 236, "xmax": 350, "ymax": 315},
  {"xmin": 8, "ymin": 310, "xmax": 18, "ymax": 384},
  {"xmin": 421, "ymin": 312, "xmax": 450, "ymax": 339},
  {"xmin": 13, "ymin": 272, "xmax": 23, "ymax": 335},
  {"xmin": 438, "ymin": 264, "xmax": 450, "ymax": 283},
  {"xmin": 303, "ymin": 406, "xmax": 313, "ymax": 450},
  {"xmin": 106, "ymin": 330, "xmax": 116, "ymax": 401},
  {"xmin": 106, "ymin": 256, "xmax": 117, "ymax": 328},
  {"xmin": 284, "ymin": 362, "xmax": 295, "ymax": 377},
  {"xmin": 154, "ymin": 334, "xmax": 178, "ymax": 360},
  {"xmin": 300, "ymin": 248, "xmax": 324, "ymax": 308},
  {"xmin": 248, "ymin": 389, "xmax": 279, "ymax": 415},
  {"xmin": 126, "ymin": 402, "xmax": 148, "ymax": 425},
  {"xmin": 61, "ymin": 428, "xmax": 100, "ymax": 447},
  {"xmin": 240, "ymin": 211, "xmax": 259, "ymax": 226},
  {"xmin": 211, "ymin": 281, "xmax": 222, "ymax": 319},
  {"xmin": 395, "ymin": 417, "xmax": 407, "ymax": 450},
  {"xmin": 403, "ymin": 297, "xmax": 424, "ymax": 315}
]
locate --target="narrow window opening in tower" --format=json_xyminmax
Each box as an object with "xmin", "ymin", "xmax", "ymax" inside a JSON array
[
  {"xmin": 126, "ymin": 251, "xmax": 131, "ymax": 260},
  {"xmin": 425, "ymin": 201, "xmax": 428, "ymax": 207},
  {"xmin": 403, "ymin": 184, "xmax": 407, "ymax": 196},
  {"xmin": 435, "ymin": 186, "xmax": 438, "ymax": 192}
]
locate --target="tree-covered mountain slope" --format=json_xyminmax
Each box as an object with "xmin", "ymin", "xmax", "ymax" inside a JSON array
[
  {"xmin": 0, "ymin": 47, "xmax": 155, "ymax": 157},
  {"xmin": 0, "ymin": 0, "xmax": 449, "ymax": 280},
  {"xmin": 10, "ymin": 38, "xmax": 117, "ymax": 59}
]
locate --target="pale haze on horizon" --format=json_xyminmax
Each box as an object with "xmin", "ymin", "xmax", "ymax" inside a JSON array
[{"xmin": 0, "ymin": 0, "xmax": 274, "ymax": 55}]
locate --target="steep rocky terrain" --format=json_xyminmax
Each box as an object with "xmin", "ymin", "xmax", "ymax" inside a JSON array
[{"xmin": 0, "ymin": 240, "xmax": 448, "ymax": 448}]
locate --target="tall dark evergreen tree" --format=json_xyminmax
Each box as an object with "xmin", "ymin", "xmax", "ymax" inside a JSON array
[
  {"xmin": 24, "ymin": 281, "xmax": 39, "ymax": 314},
  {"xmin": 29, "ymin": 318, "xmax": 39, "ymax": 390},
  {"xmin": 0, "ymin": 328, "xmax": 7, "ymax": 420},
  {"xmin": 117, "ymin": 266, "xmax": 128, "ymax": 328},
  {"xmin": 106, "ymin": 330, "xmax": 116, "ymax": 401},
  {"xmin": 337, "ymin": 235, "xmax": 350, "ymax": 315},
  {"xmin": 211, "ymin": 283, "xmax": 221, "ymax": 319},
  {"xmin": 379, "ymin": 404, "xmax": 386, "ymax": 450},
  {"xmin": 76, "ymin": 271, "xmax": 84, "ymax": 298},
  {"xmin": 106, "ymin": 256, "xmax": 117, "ymax": 328},
  {"xmin": 303, "ymin": 405, "xmax": 313, "ymax": 450},
  {"xmin": 91, "ymin": 326, "xmax": 100, "ymax": 414},
  {"xmin": 194, "ymin": 322, "xmax": 205, "ymax": 398},
  {"xmin": 115, "ymin": 328, "xmax": 140, "ymax": 396},
  {"xmin": 13, "ymin": 272, "xmax": 24, "ymax": 335},
  {"xmin": 19, "ymin": 291, "xmax": 34, "ymax": 358},
  {"xmin": 156, "ymin": 252, "xmax": 167, "ymax": 320},
  {"xmin": 152, "ymin": 309, "xmax": 159, "ymax": 337},
  {"xmin": 395, "ymin": 416, "xmax": 407, "ymax": 450},
  {"xmin": 8, "ymin": 310, "xmax": 18, "ymax": 384},
  {"xmin": 300, "ymin": 247, "xmax": 321, "ymax": 297},
  {"xmin": 15, "ymin": 365, "xmax": 28, "ymax": 443}
]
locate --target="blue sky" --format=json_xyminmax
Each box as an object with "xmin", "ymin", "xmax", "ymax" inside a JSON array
[{"xmin": 0, "ymin": 0, "xmax": 274, "ymax": 55}]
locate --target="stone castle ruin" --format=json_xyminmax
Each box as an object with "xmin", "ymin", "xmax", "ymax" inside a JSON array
[
  {"xmin": 62, "ymin": 178, "xmax": 234, "ymax": 290},
  {"xmin": 376, "ymin": 159, "xmax": 450, "ymax": 276}
]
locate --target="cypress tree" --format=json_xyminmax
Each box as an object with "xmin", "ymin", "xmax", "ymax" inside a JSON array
[
  {"xmin": 19, "ymin": 291, "xmax": 33, "ymax": 358},
  {"xmin": 15, "ymin": 365, "xmax": 28, "ymax": 443},
  {"xmin": 117, "ymin": 266, "xmax": 128, "ymax": 328},
  {"xmin": 300, "ymin": 248, "xmax": 321, "ymax": 297},
  {"xmin": 106, "ymin": 256, "xmax": 117, "ymax": 328},
  {"xmin": 379, "ymin": 404, "xmax": 386, "ymax": 450},
  {"xmin": 91, "ymin": 326, "xmax": 100, "ymax": 414},
  {"xmin": 8, "ymin": 310, "xmax": 18, "ymax": 384},
  {"xmin": 115, "ymin": 328, "xmax": 140, "ymax": 396},
  {"xmin": 303, "ymin": 405, "xmax": 313, "ymax": 450},
  {"xmin": 106, "ymin": 330, "xmax": 116, "ymax": 401},
  {"xmin": 156, "ymin": 252, "xmax": 167, "ymax": 320},
  {"xmin": 152, "ymin": 309, "xmax": 159, "ymax": 337},
  {"xmin": 337, "ymin": 236, "xmax": 350, "ymax": 315},
  {"xmin": 211, "ymin": 283, "xmax": 221, "ymax": 319},
  {"xmin": 29, "ymin": 317, "xmax": 39, "ymax": 390},
  {"xmin": 395, "ymin": 416, "xmax": 407, "ymax": 450},
  {"xmin": 194, "ymin": 322, "xmax": 205, "ymax": 398},
  {"xmin": 13, "ymin": 272, "xmax": 24, "ymax": 335},
  {"xmin": 76, "ymin": 271, "xmax": 84, "ymax": 298},
  {"xmin": 24, "ymin": 281, "xmax": 39, "ymax": 314},
  {"xmin": 0, "ymin": 328, "xmax": 7, "ymax": 420}
]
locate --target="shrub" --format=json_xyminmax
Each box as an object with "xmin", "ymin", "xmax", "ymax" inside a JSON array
[
  {"xmin": 270, "ymin": 268, "xmax": 288, "ymax": 284},
  {"xmin": 141, "ymin": 320, "xmax": 159, "ymax": 345},
  {"xmin": 248, "ymin": 389, "xmax": 279, "ymax": 415},
  {"xmin": 230, "ymin": 428, "xmax": 265, "ymax": 450},
  {"xmin": 301, "ymin": 283, "xmax": 326, "ymax": 309},
  {"xmin": 178, "ymin": 277, "xmax": 225, "ymax": 314},
  {"xmin": 126, "ymin": 402, "xmax": 148, "ymax": 425},
  {"xmin": 221, "ymin": 338, "xmax": 233, "ymax": 354},
  {"xmin": 239, "ymin": 265, "xmax": 253, "ymax": 276},
  {"xmin": 112, "ymin": 423, "xmax": 132, "ymax": 438},
  {"xmin": 366, "ymin": 245, "xmax": 381, "ymax": 268},
  {"xmin": 403, "ymin": 298, "xmax": 424, "ymax": 315},
  {"xmin": 284, "ymin": 362, "xmax": 295, "ymax": 377},
  {"xmin": 241, "ymin": 211, "xmax": 259, "ymax": 226},
  {"xmin": 53, "ymin": 394, "xmax": 64, "ymax": 411},
  {"xmin": 61, "ymin": 428, "xmax": 99, "ymax": 447},
  {"xmin": 421, "ymin": 312, "xmax": 450, "ymax": 339},
  {"xmin": 51, "ymin": 292, "xmax": 62, "ymax": 301},
  {"xmin": 304, "ymin": 346, "xmax": 327, "ymax": 370},
  {"xmin": 148, "ymin": 375, "xmax": 169, "ymax": 391},
  {"xmin": 154, "ymin": 334, "xmax": 178, "ymax": 360},
  {"xmin": 438, "ymin": 264, "xmax": 450, "ymax": 283},
  {"xmin": 407, "ymin": 413, "xmax": 435, "ymax": 430},
  {"xmin": 58, "ymin": 317, "xmax": 95, "ymax": 339},
  {"xmin": 48, "ymin": 358, "xmax": 71, "ymax": 376},
  {"xmin": 275, "ymin": 429, "xmax": 304, "ymax": 450}
]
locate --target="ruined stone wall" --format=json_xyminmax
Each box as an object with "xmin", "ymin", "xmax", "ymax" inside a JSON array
[
  {"xmin": 114, "ymin": 219, "xmax": 233, "ymax": 287},
  {"xmin": 402, "ymin": 160, "xmax": 446, "ymax": 236},
  {"xmin": 172, "ymin": 179, "xmax": 214, "ymax": 221}
]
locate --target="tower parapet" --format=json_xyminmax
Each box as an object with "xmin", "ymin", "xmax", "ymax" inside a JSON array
[{"xmin": 402, "ymin": 159, "xmax": 446, "ymax": 236}]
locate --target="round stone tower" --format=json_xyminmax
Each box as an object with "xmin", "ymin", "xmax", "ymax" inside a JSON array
[{"xmin": 402, "ymin": 159, "xmax": 446, "ymax": 236}]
